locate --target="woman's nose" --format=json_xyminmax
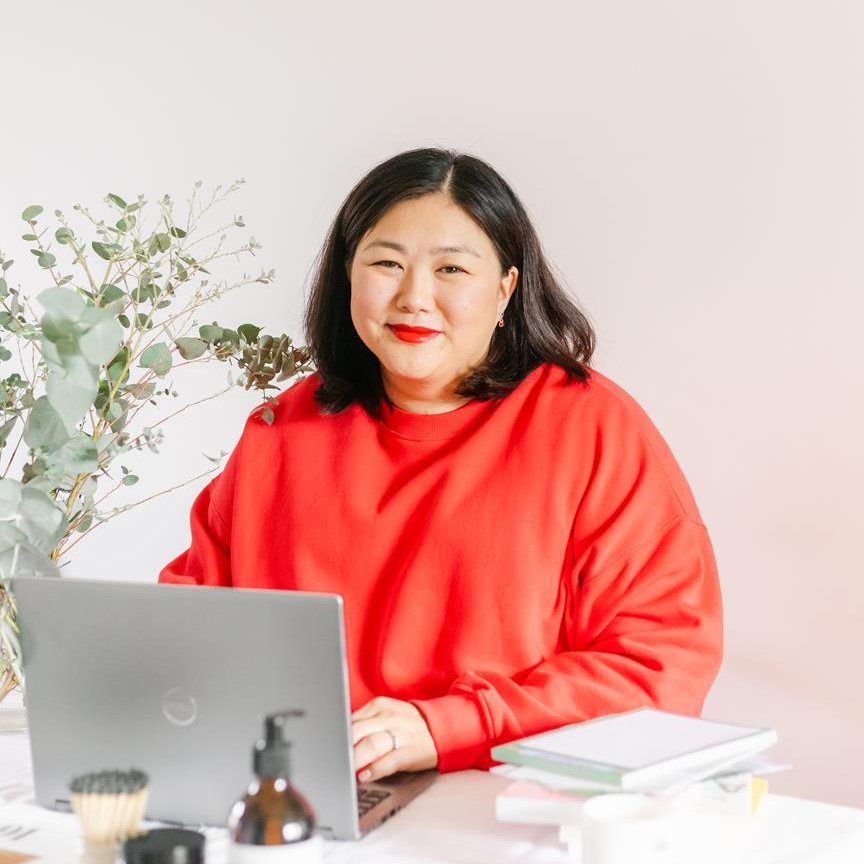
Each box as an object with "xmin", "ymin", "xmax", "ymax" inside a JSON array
[{"xmin": 394, "ymin": 268, "xmax": 434, "ymax": 312}]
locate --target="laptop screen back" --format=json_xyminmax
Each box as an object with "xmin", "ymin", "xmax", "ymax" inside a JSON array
[{"xmin": 12, "ymin": 577, "xmax": 362, "ymax": 838}]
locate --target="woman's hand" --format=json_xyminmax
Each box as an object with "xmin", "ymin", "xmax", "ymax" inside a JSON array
[{"xmin": 351, "ymin": 696, "xmax": 438, "ymax": 781}]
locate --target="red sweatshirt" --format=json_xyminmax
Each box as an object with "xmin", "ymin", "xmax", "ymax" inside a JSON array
[{"xmin": 160, "ymin": 363, "xmax": 722, "ymax": 772}]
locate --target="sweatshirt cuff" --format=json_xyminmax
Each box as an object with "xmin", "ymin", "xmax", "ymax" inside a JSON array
[{"xmin": 410, "ymin": 692, "xmax": 488, "ymax": 773}]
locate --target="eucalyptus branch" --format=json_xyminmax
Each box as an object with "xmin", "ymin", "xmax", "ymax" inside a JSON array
[
  {"xmin": 24, "ymin": 218, "xmax": 64, "ymax": 288},
  {"xmin": 60, "ymin": 465, "xmax": 221, "ymax": 557},
  {"xmin": 63, "ymin": 231, "xmax": 100, "ymax": 294},
  {"xmin": 0, "ymin": 183, "xmax": 308, "ymax": 695},
  {"xmin": 148, "ymin": 384, "xmax": 233, "ymax": 431}
]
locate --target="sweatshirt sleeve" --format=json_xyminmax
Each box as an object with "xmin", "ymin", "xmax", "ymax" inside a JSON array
[
  {"xmin": 158, "ymin": 448, "xmax": 238, "ymax": 586},
  {"xmin": 410, "ymin": 389, "xmax": 724, "ymax": 773}
]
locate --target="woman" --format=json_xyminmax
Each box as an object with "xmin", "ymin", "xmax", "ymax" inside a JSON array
[{"xmin": 160, "ymin": 148, "xmax": 722, "ymax": 785}]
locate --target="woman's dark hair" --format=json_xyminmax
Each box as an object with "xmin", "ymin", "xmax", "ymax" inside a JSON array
[{"xmin": 304, "ymin": 147, "xmax": 595, "ymax": 415}]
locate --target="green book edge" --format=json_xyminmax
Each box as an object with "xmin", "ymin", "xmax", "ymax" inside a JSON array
[{"xmin": 490, "ymin": 743, "xmax": 626, "ymax": 786}]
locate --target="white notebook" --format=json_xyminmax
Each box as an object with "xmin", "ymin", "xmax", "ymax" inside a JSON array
[{"xmin": 491, "ymin": 708, "xmax": 778, "ymax": 791}]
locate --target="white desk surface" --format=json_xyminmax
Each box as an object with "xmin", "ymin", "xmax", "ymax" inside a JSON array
[{"xmin": 2, "ymin": 722, "xmax": 864, "ymax": 863}]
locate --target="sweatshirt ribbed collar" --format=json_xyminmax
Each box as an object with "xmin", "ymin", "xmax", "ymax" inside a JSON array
[{"xmin": 378, "ymin": 396, "xmax": 495, "ymax": 441}]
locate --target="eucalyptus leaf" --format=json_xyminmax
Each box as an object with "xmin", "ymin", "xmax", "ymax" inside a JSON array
[
  {"xmin": 99, "ymin": 284, "xmax": 125, "ymax": 303},
  {"xmin": 60, "ymin": 353, "xmax": 99, "ymax": 391},
  {"xmin": 55, "ymin": 227, "xmax": 74, "ymax": 245},
  {"xmin": 21, "ymin": 205, "xmax": 43, "ymax": 222},
  {"xmin": 46, "ymin": 371, "xmax": 95, "ymax": 430},
  {"xmin": 0, "ymin": 539, "xmax": 60, "ymax": 579},
  {"xmin": 238, "ymin": 323, "xmax": 262, "ymax": 343},
  {"xmin": 0, "ymin": 416, "xmax": 16, "ymax": 447},
  {"xmin": 0, "ymin": 347, "xmax": 11, "ymax": 362},
  {"xmin": 199, "ymin": 324, "xmax": 223, "ymax": 343},
  {"xmin": 0, "ymin": 478, "xmax": 21, "ymax": 505},
  {"xmin": 23, "ymin": 396, "xmax": 69, "ymax": 450},
  {"xmin": 91, "ymin": 241, "xmax": 113, "ymax": 260},
  {"xmin": 0, "ymin": 279, "xmax": 7, "ymax": 299},
  {"xmin": 38, "ymin": 340, "xmax": 61, "ymax": 371},
  {"xmin": 101, "ymin": 299, "xmax": 127, "ymax": 318},
  {"xmin": 139, "ymin": 342, "xmax": 173, "ymax": 375},
  {"xmin": 123, "ymin": 381, "xmax": 156, "ymax": 400},
  {"xmin": 38, "ymin": 253, "xmax": 56, "ymax": 269},
  {"xmin": 18, "ymin": 486, "xmax": 68, "ymax": 550},
  {"xmin": 106, "ymin": 347, "xmax": 130, "ymax": 384},
  {"xmin": 107, "ymin": 193, "xmax": 128, "ymax": 209},
  {"xmin": 79, "ymin": 315, "xmax": 123, "ymax": 366},
  {"xmin": 49, "ymin": 432, "xmax": 99, "ymax": 473},
  {"xmin": 39, "ymin": 287, "xmax": 86, "ymax": 320},
  {"xmin": 174, "ymin": 337, "xmax": 207, "ymax": 360},
  {"xmin": 22, "ymin": 234, "xmax": 37, "ymax": 241},
  {"xmin": 40, "ymin": 315, "xmax": 81, "ymax": 357},
  {"xmin": 131, "ymin": 284, "xmax": 154, "ymax": 303}
]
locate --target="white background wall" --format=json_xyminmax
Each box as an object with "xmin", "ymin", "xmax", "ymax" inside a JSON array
[{"xmin": 2, "ymin": 1, "xmax": 862, "ymax": 806}]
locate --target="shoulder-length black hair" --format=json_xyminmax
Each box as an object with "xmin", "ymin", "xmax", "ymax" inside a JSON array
[{"xmin": 304, "ymin": 147, "xmax": 595, "ymax": 415}]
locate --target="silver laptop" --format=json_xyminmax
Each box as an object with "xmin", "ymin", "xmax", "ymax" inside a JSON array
[{"xmin": 12, "ymin": 576, "xmax": 437, "ymax": 840}]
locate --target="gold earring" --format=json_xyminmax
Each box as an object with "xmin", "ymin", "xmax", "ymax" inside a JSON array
[{"xmin": 497, "ymin": 316, "xmax": 504, "ymax": 328}]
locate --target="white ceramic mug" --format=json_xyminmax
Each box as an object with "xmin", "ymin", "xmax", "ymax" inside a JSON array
[{"xmin": 580, "ymin": 793, "xmax": 680, "ymax": 864}]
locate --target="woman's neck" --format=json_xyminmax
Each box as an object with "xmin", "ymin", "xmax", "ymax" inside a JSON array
[{"xmin": 382, "ymin": 375, "xmax": 471, "ymax": 415}]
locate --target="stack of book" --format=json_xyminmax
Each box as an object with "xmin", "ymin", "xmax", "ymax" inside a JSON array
[{"xmin": 490, "ymin": 708, "xmax": 782, "ymax": 836}]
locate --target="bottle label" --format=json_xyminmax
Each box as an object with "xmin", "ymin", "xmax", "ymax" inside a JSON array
[{"xmin": 228, "ymin": 835, "xmax": 324, "ymax": 863}]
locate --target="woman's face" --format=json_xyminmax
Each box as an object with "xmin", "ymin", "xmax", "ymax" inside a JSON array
[{"xmin": 349, "ymin": 192, "xmax": 518, "ymax": 407}]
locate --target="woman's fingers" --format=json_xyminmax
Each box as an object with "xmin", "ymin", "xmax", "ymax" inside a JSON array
[
  {"xmin": 354, "ymin": 729, "xmax": 398, "ymax": 774},
  {"xmin": 350, "ymin": 697, "xmax": 439, "ymax": 780},
  {"xmin": 358, "ymin": 748, "xmax": 403, "ymax": 783},
  {"xmin": 352, "ymin": 716, "xmax": 391, "ymax": 746}
]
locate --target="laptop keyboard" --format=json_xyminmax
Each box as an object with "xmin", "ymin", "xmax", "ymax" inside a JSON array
[{"xmin": 357, "ymin": 785, "xmax": 394, "ymax": 817}]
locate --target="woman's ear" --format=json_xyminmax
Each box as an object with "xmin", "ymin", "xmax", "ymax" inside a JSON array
[{"xmin": 498, "ymin": 266, "xmax": 518, "ymax": 314}]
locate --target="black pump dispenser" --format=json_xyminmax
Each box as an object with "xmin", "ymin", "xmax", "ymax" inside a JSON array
[{"xmin": 254, "ymin": 710, "xmax": 301, "ymax": 777}]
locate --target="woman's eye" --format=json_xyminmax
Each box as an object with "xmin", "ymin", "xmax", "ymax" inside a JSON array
[{"xmin": 372, "ymin": 261, "xmax": 464, "ymax": 274}]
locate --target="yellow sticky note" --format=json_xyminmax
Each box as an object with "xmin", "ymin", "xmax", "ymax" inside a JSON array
[{"xmin": 751, "ymin": 778, "xmax": 769, "ymax": 814}]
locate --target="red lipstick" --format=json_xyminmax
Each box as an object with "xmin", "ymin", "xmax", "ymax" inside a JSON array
[{"xmin": 388, "ymin": 324, "xmax": 441, "ymax": 344}]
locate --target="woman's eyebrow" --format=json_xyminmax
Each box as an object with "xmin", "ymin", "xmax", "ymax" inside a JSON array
[{"xmin": 362, "ymin": 240, "xmax": 481, "ymax": 258}]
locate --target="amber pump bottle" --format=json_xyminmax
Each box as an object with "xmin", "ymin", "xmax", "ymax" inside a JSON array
[{"xmin": 227, "ymin": 710, "xmax": 323, "ymax": 863}]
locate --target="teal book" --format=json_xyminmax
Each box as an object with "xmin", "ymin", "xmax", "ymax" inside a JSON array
[{"xmin": 490, "ymin": 708, "xmax": 778, "ymax": 792}]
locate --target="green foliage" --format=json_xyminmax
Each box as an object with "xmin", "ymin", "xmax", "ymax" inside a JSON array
[
  {"xmin": 0, "ymin": 182, "xmax": 314, "ymax": 696},
  {"xmin": 139, "ymin": 342, "xmax": 173, "ymax": 376}
]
